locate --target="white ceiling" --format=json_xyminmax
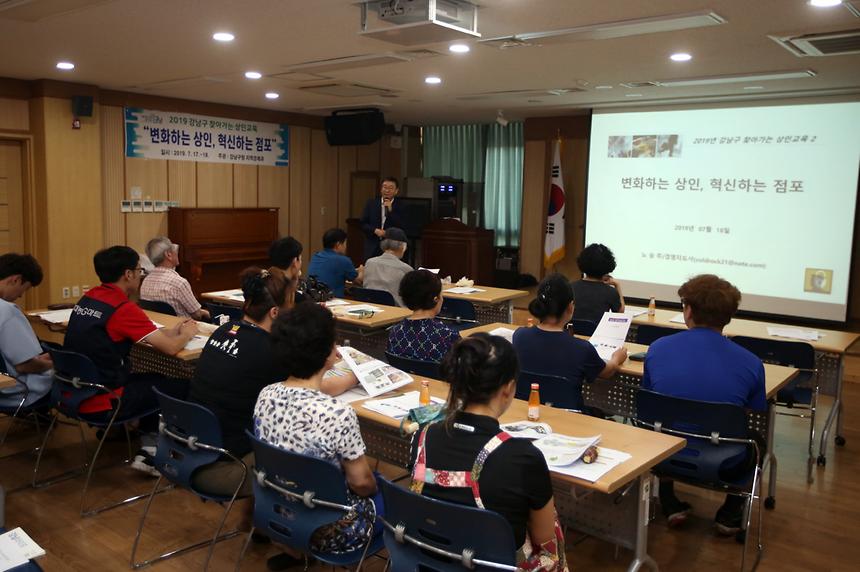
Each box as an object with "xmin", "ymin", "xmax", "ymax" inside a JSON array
[{"xmin": 1, "ymin": 0, "xmax": 859, "ymax": 124}]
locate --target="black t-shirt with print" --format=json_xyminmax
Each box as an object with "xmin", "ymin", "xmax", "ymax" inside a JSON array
[
  {"xmin": 409, "ymin": 411, "xmax": 554, "ymax": 547},
  {"xmin": 571, "ymin": 279, "xmax": 622, "ymax": 323},
  {"xmin": 189, "ymin": 320, "xmax": 288, "ymax": 457}
]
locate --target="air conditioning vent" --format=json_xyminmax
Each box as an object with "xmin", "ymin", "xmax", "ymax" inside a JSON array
[
  {"xmin": 770, "ymin": 29, "xmax": 860, "ymax": 57},
  {"xmin": 299, "ymin": 83, "xmax": 397, "ymax": 97},
  {"xmin": 0, "ymin": 0, "xmax": 111, "ymax": 21},
  {"xmin": 620, "ymin": 81, "xmax": 660, "ymax": 88},
  {"xmin": 457, "ymin": 87, "xmax": 585, "ymax": 101}
]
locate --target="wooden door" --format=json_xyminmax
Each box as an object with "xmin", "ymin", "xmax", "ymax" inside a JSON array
[
  {"xmin": 350, "ymin": 171, "xmax": 379, "ymax": 219},
  {"xmin": 0, "ymin": 140, "xmax": 24, "ymax": 254}
]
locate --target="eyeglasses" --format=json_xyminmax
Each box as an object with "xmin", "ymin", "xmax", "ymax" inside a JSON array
[{"xmin": 131, "ymin": 266, "xmax": 146, "ymax": 276}]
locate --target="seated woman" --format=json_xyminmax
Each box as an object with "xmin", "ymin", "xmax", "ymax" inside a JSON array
[
  {"xmin": 410, "ymin": 334, "xmax": 567, "ymax": 571},
  {"xmin": 570, "ymin": 243, "xmax": 625, "ymax": 324},
  {"xmin": 387, "ymin": 269, "xmax": 460, "ymax": 363},
  {"xmin": 189, "ymin": 268, "xmax": 356, "ymax": 513},
  {"xmin": 512, "ymin": 273, "xmax": 627, "ymax": 412},
  {"xmin": 643, "ymin": 274, "xmax": 766, "ymax": 534},
  {"xmin": 254, "ymin": 302, "xmax": 381, "ymax": 563}
]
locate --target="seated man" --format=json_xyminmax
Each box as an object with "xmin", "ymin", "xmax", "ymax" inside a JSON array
[
  {"xmin": 362, "ymin": 227, "xmax": 412, "ymax": 306},
  {"xmin": 140, "ymin": 236, "xmax": 209, "ymax": 321},
  {"xmin": 269, "ymin": 236, "xmax": 305, "ymax": 303},
  {"xmin": 642, "ymin": 274, "xmax": 766, "ymax": 535},
  {"xmin": 0, "ymin": 253, "xmax": 52, "ymax": 408},
  {"xmin": 64, "ymin": 246, "xmax": 199, "ymax": 475},
  {"xmin": 307, "ymin": 228, "xmax": 363, "ymax": 298}
]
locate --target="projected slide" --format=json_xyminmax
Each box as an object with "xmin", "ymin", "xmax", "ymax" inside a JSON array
[{"xmin": 586, "ymin": 102, "xmax": 860, "ymax": 322}]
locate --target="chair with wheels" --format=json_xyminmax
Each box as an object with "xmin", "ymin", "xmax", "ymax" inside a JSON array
[
  {"xmin": 349, "ymin": 286, "xmax": 398, "ymax": 307},
  {"xmin": 378, "ymin": 478, "xmax": 517, "ymax": 572},
  {"xmin": 568, "ymin": 319, "xmax": 598, "ymax": 337},
  {"xmin": 635, "ymin": 324, "xmax": 680, "ymax": 345},
  {"xmin": 33, "ymin": 349, "xmax": 160, "ymax": 516},
  {"xmin": 137, "ymin": 299, "xmax": 178, "ymax": 316},
  {"xmin": 634, "ymin": 389, "xmax": 763, "ymax": 572},
  {"xmin": 515, "ymin": 370, "xmax": 583, "ymax": 413},
  {"xmin": 385, "ymin": 351, "xmax": 441, "ymax": 379},
  {"xmin": 206, "ymin": 303, "xmax": 243, "ymax": 325},
  {"xmin": 235, "ymin": 433, "xmax": 385, "ymax": 570},
  {"xmin": 731, "ymin": 336, "xmax": 819, "ymax": 482},
  {"xmin": 438, "ymin": 298, "xmax": 478, "ymax": 330},
  {"xmin": 131, "ymin": 388, "xmax": 245, "ymax": 570}
]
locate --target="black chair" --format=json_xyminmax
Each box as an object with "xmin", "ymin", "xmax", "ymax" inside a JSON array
[
  {"xmin": 131, "ymin": 389, "xmax": 245, "ymax": 570},
  {"xmin": 205, "ymin": 302, "xmax": 243, "ymax": 324},
  {"xmin": 635, "ymin": 389, "xmax": 763, "ymax": 571},
  {"xmin": 438, "ymin": 298, "xmax": 478, "ymax": 330},
  {"xmin": 138, "ymin": 299, "xmax": 178, "ymax": 316},
  {"xmin": 732, "ymin": 336, "xmax": 819, "ymax": 481},
  {"xmin": 635, "ymin": 324, "xmax": 680, "ymax": 345},
  {"xmin": 515, "ymin": 370, "xmax": 583, "ymax": 413},
  {"xmin": 385, "ymin": 351, "xmax": 442, "ymax": 379},
  {"xmin": 378, "ymin": 478, "xmax": 517, "ymax": 572},
  {"xmin": 236, "ymin": 433, "xmax": 385, "ymax": 570},
  {"xmin": 34, "ymin": 349, "xmax": 160, "ymax": 516},
  {"xmin": 568, "ymin": 318, "xmax": 598, "ymax": 336},
  {"xmin": 349, "ymin": 286, "xmax": 397, "ymax": 307}
]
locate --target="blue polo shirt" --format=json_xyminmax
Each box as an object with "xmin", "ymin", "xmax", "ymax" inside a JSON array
[
  {"xmin": 307, "ymin": 249, "xmax": 357, "ymax": 298},
  {"xmin": 642, "ymin": 327, "xmax": 767, "ymax": 411}
]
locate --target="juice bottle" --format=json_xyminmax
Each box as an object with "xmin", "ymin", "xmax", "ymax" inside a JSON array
[
  {"xmin": 527, "ymin": 383, "xmax": 540, "ymax": 421},
  {"xmin": 419, "ymin": 380, "xmax": 431, "ymax": 406},
  {"xmin": 647, "ymin": 297, "xmax": 656, "ymax": 317}
]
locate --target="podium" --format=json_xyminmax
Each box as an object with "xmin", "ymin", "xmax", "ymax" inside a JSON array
[
  {"xmin": 168, "ymin": 207, "xmax": 279, "ymax": 297},
  {"xmin": 420, "ymin": 219, "xmax": 494, "ymax": 285}
]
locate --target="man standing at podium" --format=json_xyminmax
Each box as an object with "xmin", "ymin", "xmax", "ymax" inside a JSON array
[{"xmin": 359, "ymin": 176, "xmax": 405, "ymax": 262}]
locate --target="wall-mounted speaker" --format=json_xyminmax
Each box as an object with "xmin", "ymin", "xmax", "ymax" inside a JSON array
[
  {"xmin": 324, "ymin": 108, "xmax": 385, "ymax": 146},
  {"xmin": 71, "ymin": 95, "xmax": 94, "ymax": 118}
]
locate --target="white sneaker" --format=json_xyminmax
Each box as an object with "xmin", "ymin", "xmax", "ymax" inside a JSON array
[{"xmin": 130, "ymin": 448, "xmax": 160, "ymax": 477}]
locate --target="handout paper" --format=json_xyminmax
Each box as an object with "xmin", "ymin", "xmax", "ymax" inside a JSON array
[
  {"xmin": 588, "ymin": 312, "xmax": 632, "ymax": 361},
  {"xmin": 446, "ymin": 286, "xmax": 485, "ymax": 294},
  {"xmin": 766, "ymin": 326, "xmax": 822, "ymax": 341},
  {"xmin": 488, "ymin": 327, "xmax": 517, "ymax": 342},
  {"xmin": 31, "ymin": 308, "xmax": 73, "ymax": 324},
  {"xmin": 362, "ymin": 391, "xmax": 445, "ymax": 420},
  {"xmin": 623, "ymin": 306, "xmax": 648, "ymax": 317},
  {"xmin": 339, "ymin": 346, "xmax": 413, "ymax": 397}
]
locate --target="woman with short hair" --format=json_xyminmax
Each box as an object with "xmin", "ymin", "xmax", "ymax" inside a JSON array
[{"xmin": 570, "ymin": 243, "xmax": 625, "ymax": 323}]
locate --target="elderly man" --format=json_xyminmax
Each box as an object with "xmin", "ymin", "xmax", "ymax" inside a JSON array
[
  {"xmin": 362, "ymin": 227, "xmax": 412, "ymax": 306},
  {"xmin": 140, "ymin": 236, "xmax": 209, "ymax": 320}
]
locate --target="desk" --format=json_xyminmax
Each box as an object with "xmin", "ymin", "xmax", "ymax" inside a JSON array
[
  {"xmin": 461, "ymin": 322, "xmax": 799, "ymax": 507},
  {"xmin": 442, "ymin": 285, "xmax": 528, "ymax": 324},
  {"xmin": 1, "ymin": 374, "xmax": 16, "ymax": 389},
  {"xmin": 632, "ymin": 309, "xmax": 859, "ymax": 463},
  {"xmin": 353, "ymin": 377, "xmax": 685, "ymax": 571},
  {"xmin": 201, "ymin": 291, "xmax": 412, "ymax": 359},
  {"xmin": 26, "ymin": 309, "xmax": 213, "ymax": 380}
]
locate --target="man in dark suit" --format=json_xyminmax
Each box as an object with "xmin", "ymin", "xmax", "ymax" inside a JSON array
[{"xmin": 359, "ymin": 176, "xmax": 405, "ymax": 261}]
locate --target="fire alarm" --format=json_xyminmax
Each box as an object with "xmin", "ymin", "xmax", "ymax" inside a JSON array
[{"xmin": 72, "ymin": 118, "xmax": 81, "ymax": 129}]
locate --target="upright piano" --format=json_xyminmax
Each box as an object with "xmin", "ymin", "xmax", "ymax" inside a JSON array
[{"xmin": 168, "ymin": 207, "xmax": 279, "ymax": 297}]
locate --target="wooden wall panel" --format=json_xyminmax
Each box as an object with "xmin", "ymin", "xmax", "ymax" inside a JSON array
[
  {"xmin": 356, "ymin": 140, "xmax": 381, "ymax": 172},
  {"xmin": 379, "ymin": 134, "xmax": 401, "ymax": 180},
  {"xmin": 0, "ymin": 98, "xmax": 29, "ymax": 131},
  {"xmin": 310, "ymin": 129, "xmax": 338, "ymax": 247},
  {"xmin": 168, "ymin": 160, "xmax": 197, "ymax": 207},
  {"xmin": 233, "ymin": 164, "xmax": 258, "ymax": 207},
  {"xmin": 125, "ymin": 157, "xmax": 168, "ymax": 252},
  {"xmin": 337, "ymin": 146, "xmax": 357, "ymax": 226},
  {"xmin": 259, "ymin": 165, "xmax": 290, "ymax": 237},
  {"xmin": 37, "ymin": 97, "xmax": 102, "ymax": 304},
  {"xmin": 289, "ymin": 126, "xmax": 312, "ymax": 268},
  {"xmin": 196, "ymin": 162, "xmax": 233, "ymax": 207},
  {"xmin": 100, "ymin": 105, "xmax": 125, "ymax": 246},
  {"xmin": 520, "ymin": 139, "xmax": 548, "ymax": 280}
]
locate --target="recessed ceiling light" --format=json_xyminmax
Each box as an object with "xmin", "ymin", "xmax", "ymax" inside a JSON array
[
  {"xmin": 625, "ymin": 93, "xmax": 643, "ymax": 97},
  {"xmin": 212, "ymin": 32, "xmax": 235, "ymax": 42},
  {"xmin": 56, "ymin": 61, "xmax": 75, "ymax": 70},
  {"xmin": 670, "ymin": 52, "xmax": 692, "ymax": 62},
  {"xmin": 808, "ymin": 0, "xmax": 842, "ymax": 7},
  {"xmin": 743, "ymin": 86, "xmax": 765, "ymax": 90},
  {"xmin": 244, "ymin": 71, "xmax": 262, "ymax": 79},
  {"xmin": 594, "ymin": 85, "xmax": 613, "ymax": 89},
  {"xmin": 265, "ymin": 92, "xmax": 279, "ymax": 100},
  {"xmin": 449, "ymin": 43, "xmax": 470, "ymax": 53},
  {"xmin": 425, "ymin": 76, "xmax": 442, "ymax": 85}
]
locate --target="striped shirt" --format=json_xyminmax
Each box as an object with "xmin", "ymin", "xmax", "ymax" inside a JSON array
[{"xmin": 139, "ymin": 266, "xmax": 202, "ymax": 317}]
